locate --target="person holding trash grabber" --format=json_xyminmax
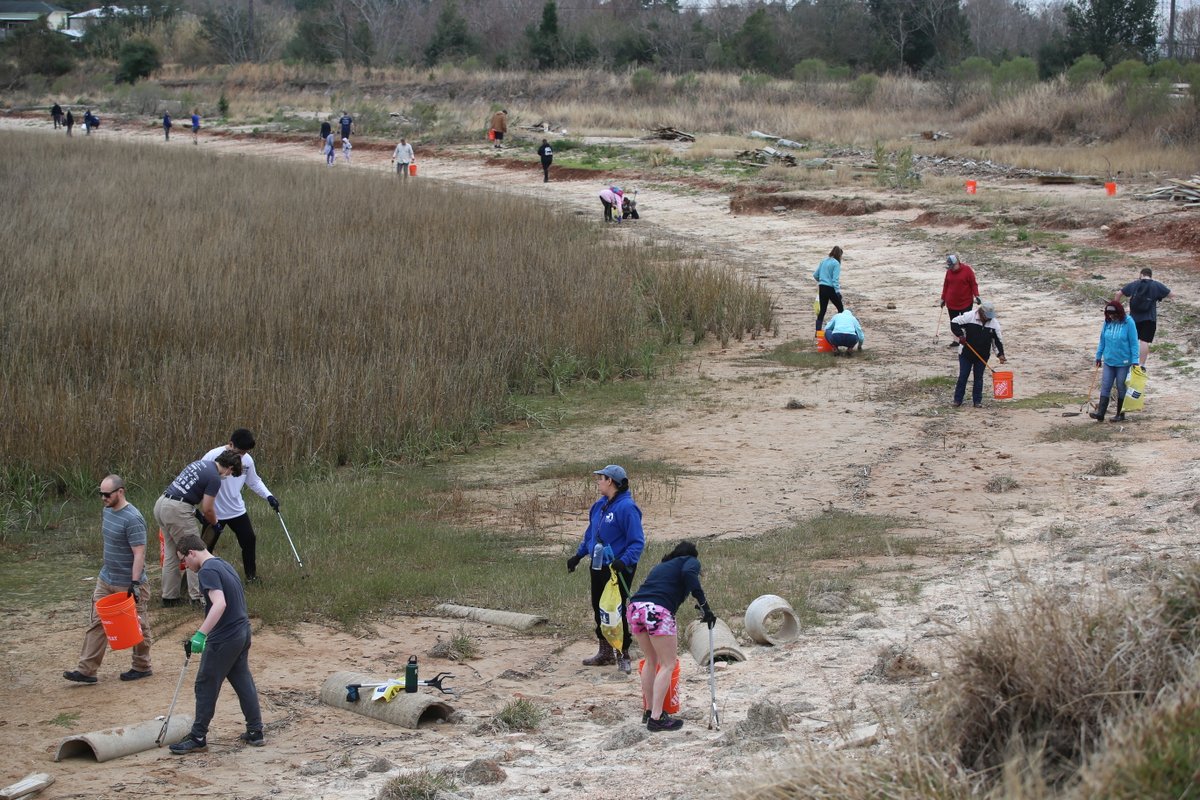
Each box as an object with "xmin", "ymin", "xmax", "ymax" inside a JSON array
[
  {"xmin": 626, "ymin": 540, "xmax": 715, "ymax": 732},
  {"xmin": 951, "ymin": 302, "xmax": 1005, "ymax": 408},
  {"xmin": 567, "ymin": 465, "xmax": 644, "ymax": 674},
  {"xmin": 200, "ymin": 429, "xmax": 278, "ymax": 584},
  {"xmin": 813, "ymin": 246, "xmax": 844, "ymax": 331},
  {"xmin": 941, "ymin": 254, "xmax": 982, "ymax": 344},
  {"xmin": 63, "ymin": 475, "xmax": 154, "ymax": 684},
  {"xmin": 1090, "ymin": 300, "xmax": 1139, "ymax": 423},
  {"xmin": 169, "ymin": 534, "xmax": 264, "ymax": 754}
]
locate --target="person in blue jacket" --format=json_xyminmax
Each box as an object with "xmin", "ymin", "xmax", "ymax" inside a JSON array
[
  {"xmin": 1091, "ymin": 299, "xmax": 1139, "ymax": 423},
  {"xmin": 812, "ymin": 246, "xmax": 844, "ymax": 331},
  {"xmin": 626, "ymin": 540, "xmax": 715, "ymax": 732},
  {"xmin": 824, "ymin": 308, "xmax": 865, "ymax": 354},
  {"xmin": 567, "ymin": 464, "xmax": 645, "ymax": 673}
]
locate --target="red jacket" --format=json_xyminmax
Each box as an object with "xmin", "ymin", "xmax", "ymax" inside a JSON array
[{"xmin": 942, "ymin": 263, "xmax": 980, "ymax": 309}]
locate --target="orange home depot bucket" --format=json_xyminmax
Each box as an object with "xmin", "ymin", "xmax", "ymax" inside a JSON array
[
  {"xmin": 815, "ymin": 329, "xmax": 835, "ymax": 353},
  {"xmin": 965, "ymin": 179, "xmax": 977, "ymax": 194},
  {"xmin": 638, "ymin": 658, "xmax": 681, "ymax": 714},
  {"xmin": 95, "ymin": 592, "xmax": 143, "ymax": 650},
  {"xmin": 1105, "ymin": 182, "xmax": 1117, "ymax": 196},
  {"xmin": 487, "ymin": 129, "xmax": 495, "ymax": 141},
  {"xmin": 409, "ymin": 163, "xmax": 418, "ymax": 177},
  {"xmin": 992, "ymin": 370, "xmax": 1014, "ymax": 400}
]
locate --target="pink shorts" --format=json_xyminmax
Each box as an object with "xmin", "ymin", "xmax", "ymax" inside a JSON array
[{"xmin": 626, "ymin": 602, "xmax": 677, "ymax": 637}]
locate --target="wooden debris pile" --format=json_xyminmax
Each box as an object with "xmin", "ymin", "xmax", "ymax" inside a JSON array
[
  {"xmin": 646, "ymin": 126, "xmax": 695, "ymax": 142},
  {"xmin": 519, "ymin": 121, "xmax": 563, "ymax": 132},
  {"xmin": 1138, "ymin": 176, "xmax": 1200, "ymax": 205},
  {"xmin": 736, "ymin": 147, "xmax": 797, "ymax": 167}
]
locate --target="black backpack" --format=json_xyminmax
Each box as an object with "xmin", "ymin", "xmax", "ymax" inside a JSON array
[{"xmin": 1129, "ymin": 281, "xmax": 1153, "ymax": 314}]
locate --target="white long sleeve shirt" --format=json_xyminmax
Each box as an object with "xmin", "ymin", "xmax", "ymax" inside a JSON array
[
  {"xmin": 202, "ymin": 445, "xmax": 273, "ymax": 521},
  {"xmin": 392, "ymin": 142, "xmax": 414, "ymax": 162}
]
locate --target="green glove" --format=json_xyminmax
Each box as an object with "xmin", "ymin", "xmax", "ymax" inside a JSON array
[{"xmin": 189, "ymin": 630, "xmax": 207, "ymax": 655}]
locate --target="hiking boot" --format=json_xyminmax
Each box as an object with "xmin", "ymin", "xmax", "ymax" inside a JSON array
[
  {"xmin": 238, "ymin": 730, "xmax": 265, "ymax": 747},
  {"xmin": 119, "ymin": 669, "xmax": 153, "ymax": 681},
  {"xmin": 1089, "ymin": 397, "xmax": 1109, "ymax": 423},
  {"xmin": 63, "ymin": 670, "xmax": 97, "ymax": 684},
  {"xmin": 617, "ymin": 655, "xmax": 632, "ymax": 674},
  {"xmin": 642, "ymin": 709, "xmax": 651, "ymax": 724},
  {"xmin": 169, "ymin": 734, "xmax": 207, "ymax": 755},
  {"xmin": 647, "ymin": 713, "xmax": 684, "ymax": 732},
  {"xmin": 582, "ymin": 641, "xmax": 616, "ymax": 667},
  {"xmin": 1111, "ymin": 398, "xmax": 1126, "ymax": 422},
  {"xmin": 952, "ymin": 401, "xmax": 962, "ymax": 407}
]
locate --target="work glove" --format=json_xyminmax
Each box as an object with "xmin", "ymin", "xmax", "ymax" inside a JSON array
[
  {"xmin": 939, "ymin": 299, "xmax": 945, "ymax": 308},
  {"xmin": 566, "ymin": 555, "xmax": 582, "ymax": 573},
  {"xmin": 193, "ymin": 509, "xmax": 206, "ymax": 525},
  {"xmin": 128, "ymin": 582, "xmax": 139, "ymax": 602},
  {"xmin": 958, "ymin": 336, "xmax": 967, "ymax": 346},
  {"xmin": 188, "ymin": 630, "xmax": 207, "ymax": 655},
  {"xmin": 698, "ymin": 603, "xmax": 718, "ymax": 629},
  {"xmin": 1095, "ymin": 359, "xmax": 1102, "ymax": 368},
  {"xmin": 267, "ymin": 495, "xmax": 280, "ymax": 512},
  {"xmin": 212, "ymin": 520, "xmax": 224, "ymax": 535},
  {"xmin": 611, "ymin": 559, "xmax": 627, "ymax": 573}
]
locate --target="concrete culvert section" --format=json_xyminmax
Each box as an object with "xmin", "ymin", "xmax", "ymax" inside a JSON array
[
  {"xmin": 320, "ymin": 672, "xmax": 454, "ymax": 728},
  {"xmin": 745, "ymin": 594, "xmax": 801, "ymax": 645},
  {"xmin": 686, "ymin": 619, "xmax": 745, "ymax": 667},
  {"xmin": 54, "ymin": 716, "xmax": 193, "ymax": 762},
  {"xmin": 434, "ymin": 603, "xmax": 548, "ymax": 631}
]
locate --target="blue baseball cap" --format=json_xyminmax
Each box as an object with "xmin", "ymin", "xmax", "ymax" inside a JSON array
[{"xmin": 593, "ymin": 465, "xmax": 627, "ymax": 483}]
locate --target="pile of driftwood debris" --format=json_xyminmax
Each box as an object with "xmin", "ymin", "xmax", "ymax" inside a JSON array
[
  {"xmin": 1138, "ymin": 177, "xmax": 1200, "ymax": 205},
  {"xmin": 646, "ymin": 126, "xmax": 695, "ymax": 142},
  {"xmin": 736, "ymin": 147, "xmax": 797, "ymax": 167}
]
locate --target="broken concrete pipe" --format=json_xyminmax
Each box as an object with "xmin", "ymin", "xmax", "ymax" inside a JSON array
[
  {"xmin": 434, "ymin": 603, "xmax": 548, "ymax": 632},
  {"xmin": 54, "ymin": 715, "xmax": 193, "ymax": 762},
  {"xmin": 686, "ymin": 618, "xmax": 746, "ymax": 667},
  {"xmin": 744, "ymin": 594, "xmax": 801, "ymax": 646},
  {"xmin": 320, "ymin": 672, "xmax": 454, "ymax": 728}
]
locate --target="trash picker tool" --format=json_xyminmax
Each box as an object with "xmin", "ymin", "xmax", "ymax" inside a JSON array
[
  {"xmin": 345, "ymin": 673, "xmax": 456, "ymax": 702},
  {"xmin": 1063, "ymin": 365, "xmax": 1100, "ymax": 417},
  {"xmin": 156, "ymin": 652, "xmax": 191, "ymax": 746},
  {"xmin": 707, "ymin": 624, "xmax": 720, "ymax": 731},
  {"xmin": 933, "ymin": 307, "xmax": 942, "ymax": 344},
  {"xmin": 275, "ymin": 510, "xmax": 305, "ymax": 572},
  {"xmin": 960, "ymin": 339, "xmax": 997, "ymax": 374}
]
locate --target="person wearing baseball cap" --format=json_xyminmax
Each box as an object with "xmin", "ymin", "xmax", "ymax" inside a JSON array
[
  {"xmin": 941, "ymin": 254, "xmax": 982, "ymax": 346},
  {"xmin": 951, "ymin": 301, "xmax": 1006, "ymax": 408},
  {"xmin": 566, "ymin": 464, "xmax": 645, "ymax": 674}
]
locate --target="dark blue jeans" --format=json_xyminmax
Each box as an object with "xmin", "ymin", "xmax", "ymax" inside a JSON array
[
  {"xmin": 827, "ymin": 332, "xmax": 859, "ymax": 349},
  {"xmin": 191, "ymin": 627, "xmax": 262, "ymax": 740},
  {"xmin": 954, "ymin": 351, "xmax": 986, "ymax": 405}
]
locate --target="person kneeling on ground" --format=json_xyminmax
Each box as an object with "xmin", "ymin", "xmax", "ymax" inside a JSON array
[
  {"xmin": 626, "ymin": 540, "xmax": 716, "ymax": 733},
  {"xmin": 951, "ymin": 302, "xmax": 1005, "ymax": 408},
  {"xmin": 169, "ymin": 533, "xmax": 264, "ymax": 754},
  {"xmin": 824, "ymin": 308, "xmax": 864, "ymax": 354},
  {"xmin": 621, "ymin": 193, "xmax": 639, "ymax": 220}
]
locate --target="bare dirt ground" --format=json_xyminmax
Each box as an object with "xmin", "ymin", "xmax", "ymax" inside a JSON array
[{"xmin": 2, "ymin": 116, "xmax": 1199, "ymax": 800}]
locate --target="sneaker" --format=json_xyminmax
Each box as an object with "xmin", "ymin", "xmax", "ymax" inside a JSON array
[
  {"xmin": 238, "ymin": 730, "xmax": 265, "ymax": 747},
  {"xmin": 641, "ymin": 709, "xmax": 651, "ymax": 724},
  {"xmin": 63, "ymin": 670, "xmax": 97, "ymax": 684},
  {"xmin": 617, "ymin": 656, "xmax": 632, "ymax": 675},
  {"xmin": 120, "ymin": 669, "xmax": 153, "ymax": 681},
  {"xmin": 952, "ymin": 401, "xmax": 962, "ymax": 407},
  {"xmin": 947, "ymin": 342, "xmax": 959, "ymax": 348},
  {"xmin": 973, "ymin": 403, "xmax": 983, "ymax": 408},
  {"xmin": 169, "ymin": 734, "xmax": 208, "ymax": 755},
  {"xmin": 647, "ymin": 713, "xmax": 684, "ymax": 732}
]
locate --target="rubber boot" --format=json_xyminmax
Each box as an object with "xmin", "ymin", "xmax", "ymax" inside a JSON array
[
  {"xmin": 1089, "ymin": 397, "xmax": 1109, "ymax": 422},
  {"xmin": 616, "ymin": 651, "xmax": 632, "ymax": 674},
  {"xmin": 582, "ymin": 640, "xmax": 615, "ymax": 666},
  {"xmin": 1111, "ymin": 397, "xmax": 1126, "ymax": 422}
]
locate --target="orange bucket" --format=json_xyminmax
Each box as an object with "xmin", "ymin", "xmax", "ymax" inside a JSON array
[
  {"xmin": 409, "ymin": 163, "xmax": 418, "ymax": 177},
  {"xmin": 815, "ymin": 329, "xmax": 835, "ymax": 353},
  {"xmin": 965, "ymin": 180, "xmax": 977, "ymax": 194},
  {"xmin": 95, "ymin": 592, "xmax": 143, "ymax": 650},
  {"xmin": 638, "ymin": 658, "xmax": 681, "ymax": 714},
  {"xmin": 1105, "ymin": 182, "xmax": 1117, "ymax": 196},
  {"xmin": 992, "ymin": 370, "xmax": 1014, "ymax": 400},
  {"xmin": 487, "ymin": 129, "xmax": 495, "ymax": 141}
]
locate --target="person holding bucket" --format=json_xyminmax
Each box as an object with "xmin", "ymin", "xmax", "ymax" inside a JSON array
[
  {"xmin": 812, "ymin": 246, "xmax": 844, "ymax": 332},
  {"xmin": 626, "ymin": 540, "xmax": 716, "ymax": 732},
  {"xmin": 1090, "ymin": 299, "xmax": 1139, "ymax": 423},
  {"xmin": 823, "ymin": 307, "xmax": 865, "ymax": 354},
  {"xmin": 391, "ymin": 137, "xmax": 414, "ymax": 178},
  {"xmin": 64, "ymin": 475, "xmax": 153, "ymax": 684},
  {"xmin": 951, "ymin": 301, "xmax": 1005, "ymax": 408}
]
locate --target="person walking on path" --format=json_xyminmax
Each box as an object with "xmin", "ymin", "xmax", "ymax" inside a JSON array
[
  {"xmin": 599, "ymin": 186, "xmax": 623, "ymax": 223},
  {"xmin": 52, "ymin": 103, "xmax": 63, "ymax": 129},
  {"xmin": 812, "ymin": 246, "xmax": 844, "ymax": 331},
  {"xmin": 162, "ymin": 111, "xmax": 172, "ymax": 141},
  {"xmin": 824, "ymin": 307, "xmax": 865, "ymax": 354},
  {"xmin": 537, "ymin": 138, "xmax": 553, "ymax": 182},
  {"xmin": 200, "ymin": 429, "xmax": 278, "ymax": 584},
  {"xmin": 190, "ymin": 109, "xmax": 200, "ymax": 144},
  {"xmin": 83, "ymin": 109, "xmax": 96, "ymax": 135},
  {"xmin": 489, "ymin": 109, "xmax": 507, "ymax": 149},
  {"xmin": 627, "ymin": 540, "xmax": 716, "ymax": 732},
  {"xmin": 1114, "ymin": 267, "xmax": 1171, "ymax": 369},
  {"xmin": 941, "ymin": 254, "xmax": 982, "ymax": 344},
  {"xmin": 319, "ymin": 119, "xmax": 331, "ymax": 147},
  {"xmin": 567, "ymin": 465, "xmax": 645, "ymax": 674},
  {"xmin": 64, "ymin": 109, "xmax": 74, "ymax": 136},
  {"xmin": 324, "ymin": 131, "xmax": 336, "ymax": 166},
  {"xmin": 391, "ymin": 137, "xmax": 414, "ymax": 177},
  {"xmin": 63, "ymin": 475, "xmax": 154, "ymax": 684},
  {"xmin": 951, "ymin": 302, "xmax": 1005, "ymax": 408},
  {"xmin": 155, "ymin": 451, "xmax": 243, "ymax": 606},
  {"xmin": 339, "ymin": 111, "xmax": 353, "ymax": 140},
  {"xmin": 1090, "ymin": 300, "xmax": 1140, "ymax": 423},
  {"xmin": 341, "ymin": 137, "xmax": 352, "ymax": 163},
  {"xmin": 168, "ymin": 533, "xmax": 265, "ymax": 754}
]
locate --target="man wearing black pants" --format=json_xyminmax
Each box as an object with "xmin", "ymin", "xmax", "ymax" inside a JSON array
[
  {"xmin": 170, "ymin": 533, "xmax": 264, "ymax": 754},
  {"xmin": 202, "ymin": 429, "xmax": 278, "ymax": 583}
]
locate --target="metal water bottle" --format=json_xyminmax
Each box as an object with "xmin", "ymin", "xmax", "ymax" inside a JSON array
[{"xmin": 405, "ymin": 655, "xmax": 418, "ymax": 693}]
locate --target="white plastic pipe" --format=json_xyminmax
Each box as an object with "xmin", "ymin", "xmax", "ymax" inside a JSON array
[
  {"xmin": 54, "ymin": 715, "xmax": 193, "ymax": 762},
  {"xmin": 744, "ymin": 594, "xmax": 801, "ymax": 645}
]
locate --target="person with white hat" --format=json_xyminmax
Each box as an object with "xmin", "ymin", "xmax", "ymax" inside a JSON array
[{"xmin": 951, "ymin": 302, "xmax": 1005, "ymax": 408}]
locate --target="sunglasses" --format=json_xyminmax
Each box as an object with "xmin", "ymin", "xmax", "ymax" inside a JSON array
[{"xmin": 98, "ymin": 488, "xmax": 121, "ymax": 498}]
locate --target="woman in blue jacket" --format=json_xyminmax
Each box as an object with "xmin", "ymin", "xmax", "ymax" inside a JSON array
[
  {"xmin": 812, "ymin": 245, "xmax": 844, "ymax": 331},
  {"xmin": 567, "ymin": 465, "xmax": 644, "ymax": 673},
  {"xmin": 1091, "ymin": 300, "xmax": 1140, "ymax": 422}
]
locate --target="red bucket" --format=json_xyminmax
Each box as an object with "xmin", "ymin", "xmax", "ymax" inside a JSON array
[
  {"xmin": 95, "ymin": 592, "xmax": 143, "ymax": 650},
  {"xmin": 409, "ymin": 163, "xmax": 418, "ymax": 177},
  {"xmin": 638, "ymin": 658, "xmax": 681, "ymax": 714}
]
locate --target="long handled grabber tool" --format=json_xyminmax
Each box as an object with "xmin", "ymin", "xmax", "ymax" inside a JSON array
[
  {"xmin": 156, "ymin": 651, "xmax": 191, "ymax": 746},
  {"xmin": 933, "ymin": 307, "xmax": 943, "ymax": 344},
  {"xmin": 275, "ymin": 510, "xmax": 305, "ymax": 572},
  {"xmin": 707, "ymin": 624, "xmax": 720, "ymax": 731},
  {"xmin": 1063, "ymin": 365, "xmax": 1101, "ymax": 417}
]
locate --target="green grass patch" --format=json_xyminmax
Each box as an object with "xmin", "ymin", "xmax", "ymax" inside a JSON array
[
  {"xmin": 772, "ymin": 510, "xmax": 921, "ymax": 561},
  {"xmin": 378, "ymin": 770, "xmax": 457, "ymax": 800},
  {"xmin": 1089, "ymin": 455, "xmax": 1128, "ymax": 476},
  {"xmin": 48, "ymin": 711, "xmax": 82, "ymax": 728},
  {"xmin": 764, "ymin": 339, "xmax": 844, "ymax": 369},
  {"xmin": 1006, "ymin": 391, "xmax": 1084, "ymax": 410},
  {"xmin": 1039, "ymin": 424, "xmax": 1128, "ymax": 443},
  {"xmin": 491, "ymin": 698, "xmax": 547, "ymax": 731}
]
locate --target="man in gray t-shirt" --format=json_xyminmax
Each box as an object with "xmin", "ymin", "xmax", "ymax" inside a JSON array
[
  {"xmin": 64, "ymin": 474, "xmax": 154, "ymax": 683},
  {"xmin": 1116, "ymin": 266, "xmax": 1172, "ymax": 368}
]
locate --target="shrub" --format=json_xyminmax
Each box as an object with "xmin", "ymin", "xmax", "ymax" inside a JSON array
[
  {"xmin": 1105, "ymin": 59, "xmax": 1150, "ymax": 87},
  {"xmin": 115, "ymin": 38, "xmax": 161, "ymax": 84},
  {"xmin": 849, "ymin": 73, "xmax": 878, "ymax": 106},
  {"xmin": 957, "ymin": 56, "xmax": 994, "ymax": 82},
  {"xmin": 991, "ymin": 57, "xmax": 1038, "ymax": 95},
  {"xmin": 630, "ymin": 67, "xmax": 657, "ymax": 95},
  {"xmin": 793, "ymin": 58, "xmax": 827, "ymax": 84},
  {"xmin": 1066, "ymin": 54, "xmax": 1104, "ymax": 86}
]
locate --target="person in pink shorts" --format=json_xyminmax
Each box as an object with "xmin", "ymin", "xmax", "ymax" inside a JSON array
[{"xmin": 626, "ymin": 540, "xmax": 716, "ymax": 732}]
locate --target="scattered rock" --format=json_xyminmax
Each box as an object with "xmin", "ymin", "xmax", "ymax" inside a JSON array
[
  {"xmin": 809, "ymin": 593, "xmax": 849, "ymax": 613},
  {"xmin": 850, "ymin": 614, "xmax": 883, "ymax": 629},
  {"xmin": 886, "ymin": 302, "xmax": 896, "ymax": 309},
  {"xmin": 298, "ymin": 762, "xmax": 328, "ymax": 776},
  {"xmin": 586, "ymin": 702, "xmax": 626, "ymax": 725},
  {"xmin": 602, "ymin": 723, "xmax": 648, "ymax": 749},
  {"xmin": 739, "ymin": 699, "xmax": 790, "ymax": 737},
  {"xmin": 352, "ymin": 769, "xmax": 368, "ymax": 779},
  {"xmin": 781, "ymin": 700, "xmax": 818, "ymax": 715},
  {"xmin": 367, "ymin": 757, "xmax": 393, "ymax": 773},
  {"xmin": 784, "ymin": 399, "xmax": 806, "ymax": 410},
  {"xmin": 460, "ymin": 759, "xmax": 506, "ymax": 785},
  {"xmin": 865, "ymin": 644, "xmax": 928, "ymax": 682},
  {"xmin": 497, "ymin": 669, "xmax": 531, "ymax": 681},
  {"xmin": 840, "ymin": 723, "xmax": 880, "ymax": 749}
]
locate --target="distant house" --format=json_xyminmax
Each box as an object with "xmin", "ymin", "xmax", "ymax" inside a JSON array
[{"xmin": 0, "ymin": 0, "xmax": 70, "ymax": 39}]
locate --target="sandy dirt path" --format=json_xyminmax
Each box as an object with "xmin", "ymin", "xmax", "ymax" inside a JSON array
[{"xmin": 2, "ymin": 117, "xmax": 1199, "ymax": 800}]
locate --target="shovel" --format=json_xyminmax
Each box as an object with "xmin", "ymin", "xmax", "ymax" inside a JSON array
[
  {"xmin": 1062, "ymin": 365, "xmax": 1100, "ymax": 417},
  {"xmin": 707, "ymin": 624, "xmax": 720, "ymax": 731}
]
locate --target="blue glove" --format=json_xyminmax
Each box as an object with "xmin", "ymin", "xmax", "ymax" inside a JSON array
[
  {"xmin": 267, "ymin": 495, "xmax": 280, "ymax": 512},
  {"xmin": 193, "ymin": 509, "xmax": 206, "ymax": 525}
]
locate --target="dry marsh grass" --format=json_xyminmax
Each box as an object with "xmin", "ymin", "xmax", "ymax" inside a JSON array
[{"xmin": 0, "ymin": 132, "xmax": 771, "ymax": 490}]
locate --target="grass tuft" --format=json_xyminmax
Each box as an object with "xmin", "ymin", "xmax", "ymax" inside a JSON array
[
  {"xmin": 985, "ymin": 475, "xmax": 1020, "ymax": 493},
  {"xmin": 377, "ymin": 770, "xmax": 456, "ymax": 800},
  {"xmin": 489, "ymin": 698, "xmax": 547, "ymax": 732},
  {"xmin": 1089, "ymin": 456, "xmax": 1128, "ymax": 476}
]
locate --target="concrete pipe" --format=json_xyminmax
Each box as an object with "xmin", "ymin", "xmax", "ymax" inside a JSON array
[
  {"xmin": 686, "ymin": 619, "xmax": 746, "ymax": 667},
  {"xmin": 320, "ymin": 672, "xmax": 454, "ymax": 728},
  {"xmin": 744, "ymin": 594, "xmax": 801, "ymax": 646},
  {"xmin": 435, "ymin": 603, "xmax": 548, "ymax": 631},
  {"xmin": 54, "ymin": 715, "xmax": 193, "ymax": 762}
]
